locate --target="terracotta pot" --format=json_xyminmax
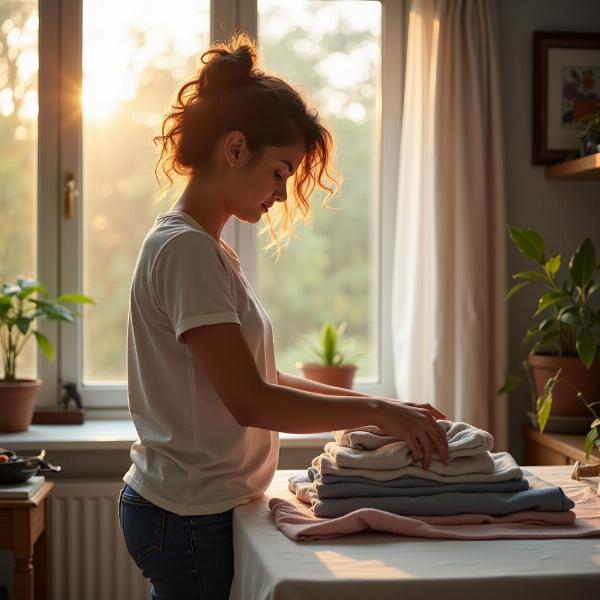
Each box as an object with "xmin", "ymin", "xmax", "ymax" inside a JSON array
[
  {"xmin": 527, "ymin": 354, "xmax": 600, "ymax": 417},
  {"xmin": 296, "ymin": 363, "xmax": 358, "ymax": 390},
  {"xmin": 0, "ymin": 379, "xmax": 41, "ymax": 432}
]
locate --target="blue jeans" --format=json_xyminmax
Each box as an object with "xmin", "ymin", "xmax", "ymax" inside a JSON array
[{"xmin": 118, "ymin": 483, "xmax": 234, "ymax": 600}]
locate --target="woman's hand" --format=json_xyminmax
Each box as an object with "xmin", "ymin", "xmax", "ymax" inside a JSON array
[
  {"xmin": 401, "ymin": 401, "xmax": 447, "ymax": 421},
  {"xmin": 377, "ymin": 400, "xmax": 450, "ymax": 469}
]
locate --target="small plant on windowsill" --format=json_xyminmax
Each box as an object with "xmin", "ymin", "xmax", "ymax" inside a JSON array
[
  {"xmin": 296, "ymin": 321, "xmax": 363, "ymax": 390},
  {"xmin": 0, "ymin": 278, "xmax": 94, "ymax": 432},
  {"xmin": 498, "ymin": 227, "xmax": 600, "ymax": 460}
]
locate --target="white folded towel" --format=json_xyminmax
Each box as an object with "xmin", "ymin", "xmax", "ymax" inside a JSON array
[
  {"xmin": 312, "ymin": 451, "xmax": 522, "ymax": 483},
  {"xmin": 326, "ymin": 421, "xmax": 494, "ymax": 472},
  {"xmin": 322, "ymin": 443, "xmax": 496, "ymax": 474},
  {"xmin": 332, "ymin": 419, "xmax": 494, "ymax": 454}
]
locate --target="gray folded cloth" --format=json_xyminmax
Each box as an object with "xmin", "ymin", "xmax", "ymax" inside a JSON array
[
  {"xmin": 289, "ymin": 469, "xmax": 574, "ymax": 518},
  {"xmin": 312, "ymin": 451, "xmax": 523, "ymax": 483},
  {"xmin": 291, "ymin": 471, "xmax": 530, "ymax": 499},
  {"xmin": 332, "ymin": 419, "xmax": 494, "ymax": 454}
]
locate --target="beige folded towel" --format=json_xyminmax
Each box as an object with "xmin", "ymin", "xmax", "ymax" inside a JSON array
[
  {"xmin": 324, "ymin": 441, "xmax": 496, "ymax": 473},
  {"xmin": 312, "ymin": 451, "xmax": 522, "ymax": 483},
  {"xmin": 332, "ymin": 419, "xmax": 494, "ymax": 453}
]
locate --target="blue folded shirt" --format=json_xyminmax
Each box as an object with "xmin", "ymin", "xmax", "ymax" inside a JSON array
[
  {"xmin": 295, "ymin": 468, "xmax": 529, "ymax": 499},
  {"xmin": 290, "ymin": 469, "xmax": 574, "ymax": 518}
]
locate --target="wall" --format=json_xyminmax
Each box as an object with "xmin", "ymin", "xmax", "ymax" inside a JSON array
[{"xmin": 495, "ymin": 0, "xmax": 600, "ymax": 460}]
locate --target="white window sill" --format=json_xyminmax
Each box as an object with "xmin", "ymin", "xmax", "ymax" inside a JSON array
[{"xmin": 0, "ymin": 419, "xmax": 334, "ymax": 451}]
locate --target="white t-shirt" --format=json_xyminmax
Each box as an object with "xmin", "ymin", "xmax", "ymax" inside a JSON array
[{"xmin": 123, "ymin": 210, "xmax": 280, "ymax": 515}]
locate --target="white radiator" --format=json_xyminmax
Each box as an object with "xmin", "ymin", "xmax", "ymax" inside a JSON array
[{"xmin": 48, "ymin": 481, "xmax": 151, "ymax": 600}]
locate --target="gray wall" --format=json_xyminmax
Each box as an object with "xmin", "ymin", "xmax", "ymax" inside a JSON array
[{"xmin": 495, "ymin": 0, "xmax": 600, "ymax": 460}]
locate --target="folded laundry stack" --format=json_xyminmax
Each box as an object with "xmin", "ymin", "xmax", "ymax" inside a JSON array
[{"xmin": 287, "ymin": 420, "xmax": 575, "ymax": 519}]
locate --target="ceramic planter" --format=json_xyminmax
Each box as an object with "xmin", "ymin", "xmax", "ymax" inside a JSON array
[
  {"xmin": 527, "ymin": 354, "xmax": 600, "ymax": 417},
  {"xmin": 0, "ymin": 378, "xmax": 41, "ymax": 432},
  {"xmin": 296, "ymin": 363, "xmax": 358, "ymax": 390}
]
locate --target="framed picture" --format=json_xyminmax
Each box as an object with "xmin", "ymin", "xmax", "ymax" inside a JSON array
[{"xmin": 533, "ymin": 31, "xmax": 600, "ymax": 165}]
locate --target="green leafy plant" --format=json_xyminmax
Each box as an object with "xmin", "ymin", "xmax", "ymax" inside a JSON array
[
  {"xmin": 578, "ymin": 110, "xmax": 600, "ymax": 143},
  {"xmin": 498, "ymin": 227, "xmax": 600, "ymax": 457},
  {"xmin": 0, "ymin": 278, "xmax": 95, "ymax": 382},
  {"xmin": 301, "ymin": 321, "xmax": 362, "ymax": 367}
]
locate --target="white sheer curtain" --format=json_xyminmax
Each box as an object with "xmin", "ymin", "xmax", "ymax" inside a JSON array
[{"xmin": 392, "ymin": 0, "xmax": 508, "ymax": 449}]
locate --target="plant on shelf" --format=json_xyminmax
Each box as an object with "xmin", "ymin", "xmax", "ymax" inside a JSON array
[
  {"xmin": 0, "ymin": 278, "xmax": 94, "ymax": 432},
  {"xmin": 578, "ymin": 110, "xmax": 600, "ymax": 156},
  {"xmin": 296, "ymin": 321, "xmax": 363, "ymax": 390},
  {"xmin": 498, "ymin": 227, "xmax": 600, "ymax": 459}
]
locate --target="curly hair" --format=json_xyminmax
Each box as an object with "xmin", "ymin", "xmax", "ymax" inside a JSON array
[{"xmin": 154, "ymin": 31, "xmax": 342, "ymax": 258}]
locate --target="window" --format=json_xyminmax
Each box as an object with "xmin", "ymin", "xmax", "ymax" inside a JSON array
[
  {"xmin": 256, "ymin": 0, "xmax": 382, "ymax": 382},
  {"xmin": 4, "ymin": 0, "xmax": 401, "ymax": 411},
  {"xmin": 80, "ymin": 0, "xmax": 210, "ymax": 384},
  {"xmin": 57, "ymin": 0, "xmax": 210, "ymax": 405},
  {"xmin": 0, "ymin": 0, "xmax": 38, "ymax": 380}
]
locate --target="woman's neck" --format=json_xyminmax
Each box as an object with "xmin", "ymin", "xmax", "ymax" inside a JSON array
[{"xmin": 171, "ymin": 175, "xmax": 231, "ymax": 241}]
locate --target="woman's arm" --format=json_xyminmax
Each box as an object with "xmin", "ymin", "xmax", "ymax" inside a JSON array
[
  {"xmin": 184, "ymin": 323, "xmax": 449, "ymax": 464},
  {"xmin": 276, "ymin": 369, "xmax": 369, "ymax": 398},
  {"xmin": 276, "ymin": 370, "xmax": 447, "ymax": 421}
]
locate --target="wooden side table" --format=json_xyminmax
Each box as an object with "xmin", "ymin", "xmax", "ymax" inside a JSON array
[
  {"xmin": 523, "ymin": 426, "xmax": 600, "ymax": 466},
  {"xmin": 0, "ymin": 481, "xmax": 54, "ymax": 600}
]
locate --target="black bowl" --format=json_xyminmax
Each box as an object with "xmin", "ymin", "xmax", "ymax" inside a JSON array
[{"xmin": 0, "ymin": 449, "xmax": 61, "ymax": 484}]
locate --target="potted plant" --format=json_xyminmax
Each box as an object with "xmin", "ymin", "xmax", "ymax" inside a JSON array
[
  {"xmin": 578, "ymin": 110, "xmax": 600, "ymax": 156},
  {"xmin": 296, "ymin": 321, "xmax": 362, "ymax": 390},
  {"xmin": 499, "ymin": 227, "xmax": 600, "ymax": 459},
  {"xmin": 0, "ymin": 278, "xmax": 94, "ymax": 432}
]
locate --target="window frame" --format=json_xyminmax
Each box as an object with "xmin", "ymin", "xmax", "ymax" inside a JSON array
[
  {"xmin": 37, "ymin": 0, "xmax": 404, "ymax": 413},
  {"xmin": 37, "ymin": 0, "xmax": 61, "ymax": 406}
]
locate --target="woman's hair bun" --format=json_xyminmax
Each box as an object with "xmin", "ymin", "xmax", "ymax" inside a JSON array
[{"xmin": 197, "ymin": 32, "xmax": 258, "ymax": 97}]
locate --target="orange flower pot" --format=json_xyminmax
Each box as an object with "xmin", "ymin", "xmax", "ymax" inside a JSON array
[
  {"xmin": 0, "ymin": 379, "xmax": 41, "ymax": 432},
  {"xmin": 296, "ymin": 363, "xmax": 358, "ymax": 390},
  {"xmin": 527, "ymin": 354, "xmax": 600, "ymax": 417}
]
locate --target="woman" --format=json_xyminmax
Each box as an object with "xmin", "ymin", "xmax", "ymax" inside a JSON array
[{"xmin": 118, "ymin": 32, "xmax": 449, "ymax": 600}]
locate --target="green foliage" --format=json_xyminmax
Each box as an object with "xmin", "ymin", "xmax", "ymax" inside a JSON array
[
  {"xmin": 0, "ymin": 278, "xmax": 94, "ymax": 382},
  {"xmin": 505, "ymin": 226, "xmax": 600, "ymax": 365},
  {"xmin": 497, "ymin": 374, "xmax": 521, "ymax": 395},
  {"xmin": 535, "ymin": 369, "xmax": 561, "ymax": 434},
  {"xmin": 499, "ymin": 227, "xmax": 600, "ymax": 457},
  {"xmin": 584, "ymin": 427, "xmax": 599, "ymax": 459},
  {"xmin": 578, "ymin": 110, "xmax": 600, "ymax": 141},
  {"xmin": 301, "ymin": 322, "xmax": 363, "ymax": 367}
]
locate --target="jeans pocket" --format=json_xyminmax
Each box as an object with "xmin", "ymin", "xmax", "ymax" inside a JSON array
[{"xmin": 120, "ymin": 489, "xmax": 166, "ymax": 565}]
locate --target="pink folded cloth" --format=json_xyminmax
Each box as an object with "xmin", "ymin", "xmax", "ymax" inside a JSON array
[{"xmin": 268, "ymin": 484, "xmax": 600, "ymax": 542}]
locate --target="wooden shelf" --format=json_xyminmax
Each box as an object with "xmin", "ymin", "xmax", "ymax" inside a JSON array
[
  {"xmin": 523, "ymin": 426, "xmax": 600, "ymax": 465},
  {"xmin": 545, "ymin": 152, "xmax": 600, "ymax": 180}
]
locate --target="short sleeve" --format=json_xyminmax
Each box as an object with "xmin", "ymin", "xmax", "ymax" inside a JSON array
[{"xmin": 151, "ymin": 231, "xmax": 241, "ymax": 343}]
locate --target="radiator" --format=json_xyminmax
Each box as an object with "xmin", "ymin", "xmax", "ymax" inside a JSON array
[{"xmin": 48, "ymin": 481, "xmax": 151, "ymax": 600}]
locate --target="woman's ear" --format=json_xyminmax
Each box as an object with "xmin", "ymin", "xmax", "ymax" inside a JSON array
[{"xmin": 223, "ymin": 130, "xmax": 247, "ymax": 165}]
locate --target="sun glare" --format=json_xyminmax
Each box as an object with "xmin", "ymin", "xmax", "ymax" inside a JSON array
[
  {"xmin": 81, "ymin": 0, "xmax": 207, "ymax": 121},
  {"xmin": 82, "ymin": 80, "xmax": 122, "ymax": 122}
]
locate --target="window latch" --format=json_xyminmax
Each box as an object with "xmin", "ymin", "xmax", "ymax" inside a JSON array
[{"xmin": 64, "ymin": 173, "xmax": 79, "ymax": 220}]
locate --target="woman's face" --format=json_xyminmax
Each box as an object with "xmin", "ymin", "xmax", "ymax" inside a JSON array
[{"xmin": 223, "ymin": 131, "xmax": 306, "ymax": 224}]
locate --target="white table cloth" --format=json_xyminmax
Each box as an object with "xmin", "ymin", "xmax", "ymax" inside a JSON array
[{"xmin": 231, "ymin": 466, "xmax": 600, "ymax": 600}]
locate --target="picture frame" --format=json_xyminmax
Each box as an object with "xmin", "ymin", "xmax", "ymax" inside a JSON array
[{"xmin": 533, "ymin": 31, "xmax": 600, "ymax": 165}]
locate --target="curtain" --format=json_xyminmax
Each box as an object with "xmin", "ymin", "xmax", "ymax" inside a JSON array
[{"xmin": 392, "ymin": 0, "xmax": 508, "ymax": 449}]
